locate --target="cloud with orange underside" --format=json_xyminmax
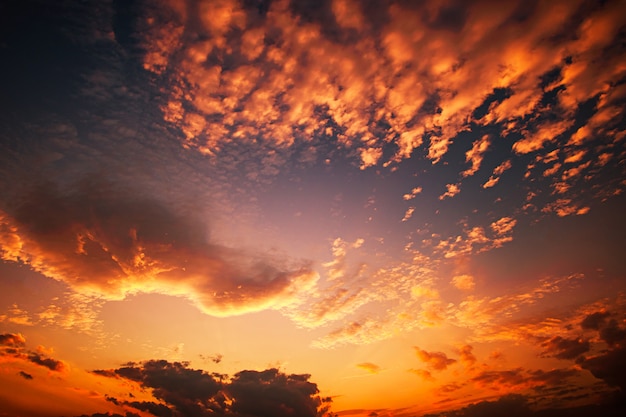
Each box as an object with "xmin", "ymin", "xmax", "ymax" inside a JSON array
[
  {"xmin": 414, "ymin": 347, "xmax": 456, "ymax": 371},
  {"xmin": 0, "ymin": 180, "xmax": 317, "ymax": 318},
  {"xmin": 134, "ymin": 0, "xmax": 624, "ymax": 221}
]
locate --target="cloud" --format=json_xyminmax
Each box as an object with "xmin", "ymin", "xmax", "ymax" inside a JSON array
[
  {"xmin": 540, "ymin": 336, "xmax": 590, "ymax": 360},
  {"xmin": 356, "ymin": 362, "xmax": 381, "ymax": 374},
  {"xmin": 581, "ymin": 311, "xmax": 611, "ymax": 330},
  {"xmin": 579, "ymin": 346, "xmax": 626, "ymax": 392},
  {"xmin": 482, "ymin": 160, "xmax": 512, "ymax": 189},
  {"xmin": 0, "ymin": 333, "xmax": 26, "ymax": 347},
  {"xmin": 408, "ymin": 369, "xmax": 434, "ymax": 381},
  {"xmin": 432, "ymin": 217, "xmax": 517, "ymax": 258},
  {"xmin": 439, "ymin": 184, "xmax": 461, "ymax": 201},
  {"xmin": 0, "ymin": 333, "xmax": 66, "ymax": 373},
  {"xmin": 131, "ymin": 0, "xmax": 624, "ymax": 179},
  {"xmin": 18, "ymin": 371, "xmax": 33, "ymax": 380},
  {"xmin": 0, "ymin": 179, "xmax": 317, "ymax": 318},
  {"xmin": 451, "ymin": 275, "xmax": 475, "ymax": 291},
  {"xmin": 93, "ymin": 360, "xmax": 330, "ymax": 417},
  {"xmin": 401, "ymin": 207, "xmax": 415, "ymax": 222},
  {"xmin": 403, "ymin": 187, "xmax": 423, "ymax": 201},
  {"xmin": 462, "ymin": 135, "xmax": 490, "ymax": 178},
  {"xmin": 598, "ymin": 319, "xmax": 626, "ymax": 346},
  {"xmin": 27, "ymin": 352, "xmax": 66, "ymax": 372},
  {"xmin": 423, "ymin": 394, "xmax": 533, "ymax": 417},
  {"xmin": 414, "ymin": 347, "xmax": 456, "ymax": 371},
  {"xmin": 456, "ymin": 345, "xmax": 476, "ymax": 368},
  {"xmin": 470, "ymin": 368, "xmax": 580, "ymax": 392}
]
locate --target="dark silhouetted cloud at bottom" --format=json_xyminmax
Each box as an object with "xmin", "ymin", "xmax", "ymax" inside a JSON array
[{"xmin": 90, "ymin": 359, "xmax": 331, "ymax": 417}]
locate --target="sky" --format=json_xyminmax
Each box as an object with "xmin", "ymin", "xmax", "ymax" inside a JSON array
[{"xmin": 0, "ymin": 0, "xmax": 625, "ymax": 416}]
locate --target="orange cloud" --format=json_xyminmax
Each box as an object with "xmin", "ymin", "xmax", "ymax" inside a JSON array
[
  {"xmin": 451, "ymin": 275, "xmax": 475, "ymax": 291},
  {"xmin": 414, "ymin": 347, "xmax": 456, "ymax": 371},
  {"xmin": 457, "ymin": 345, "xmax": 477, "ymax": 368},
  {"xmin": 403, "ymin": 187, "xmax": 423, "ymax": 201},
  {"xmin": 356, "ymin": 362, "xmax": 381, "ymax": 374},
  {"xmin": 482, "ymin": 160, "xmax": 512, "ymax": 188},
  {"xmin": 0, "ymin": 181, "xmax": 317, "ymax": 318},
  {"xmin": 409, "ymin": 368, "xmax": 434, "ymax": 381},
  {"xmin": 439, "ymin": 184, "xmax": 460, "ymax": 201},
  {"xmin": 462, "ymin": 135, "xmax": 490, "ymax": 178}
]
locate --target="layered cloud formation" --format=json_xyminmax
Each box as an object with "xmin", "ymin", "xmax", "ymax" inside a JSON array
[
  {"xmin": 0, "ymin": 0, "xmax": 625, "ymax": 416},
  {"xmin": 0, "ymin": 179, "xmax": 316, "ymax": 317}
]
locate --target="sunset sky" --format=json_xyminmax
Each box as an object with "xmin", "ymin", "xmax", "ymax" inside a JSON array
[{"xmin": 1, "ymin": 0, "xmax": 626, "ymax": 416}]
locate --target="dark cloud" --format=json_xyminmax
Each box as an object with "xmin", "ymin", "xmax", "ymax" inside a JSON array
[
  {"xmin": 77, "ymin": 413, "xmax": 140, "ymax": 417},
  {"xmin": 0, "ymin": 333, "xmax": 26, "ymax": 347},
  {"xmin": 423, "ymin": 393, "xmax": 626, "ymax": 417},
  {"xmin": 93, "ymin": 359, "xmax": 330, "ymax": 417},
  {"xmin": 228, "ymin": 368, "xmax": 328, "ymax": 417},
  {"xmin": 0, "ymin": 333, "xmax": 66, "ymax": 372},
  {"xmin": 18, "ymin": 371, "xmax": 33, "ymax": 380},
  {"xmin": 599, "ymin": 319, "xmax": 626, "ymax": 346},
  {"xmin": 579, "ymin": 345, "xmax": 626, "ymax": 392},
  {"xmin": 581, "ymin": 311, "xmax": 611, "ymax": 330},
  {"xmin": 424, "ymin": 394, "xmax": 533, "ymax": 417},
  {"xmin": 126, "ymin": 401, "xmax": 173, "ymax": 417},
  {"xmin": 470, "ymin": 367, "xmax": 579, "ymax": 391},
  {"xmin": 27, "ymin": 352, "xmax": 66, "ymax": 372},
  {"xmin": 541, "ymin": 336, "xmax": 591, "ymax": 360}
]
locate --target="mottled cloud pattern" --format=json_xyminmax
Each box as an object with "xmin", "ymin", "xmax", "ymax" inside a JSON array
[{"xmin": 141, "ymin": 0, "xmax": 623, "ymax": 203}]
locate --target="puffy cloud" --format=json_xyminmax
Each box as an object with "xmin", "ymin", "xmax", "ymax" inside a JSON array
[
  {"xmin": 403, "ymin": 187, "xmax": 423, "ymax": 201},
  {"xmin": 439, "ymin": 184, "xmax": 461, "ymax": 201},
  {"xmin": 451, "ymin": 275, "xmax": 475, "ymax": 291},
  {"xmin": 0, "ymin": 333, "xmax": 26, "ymax": 347},
  {"xmin": 131, "ymin": 0, "xmax": 625, "ymax": 177},
  {"xmin": 432, "ymin": 217, "xmax": 516, "ymax": 258},
  {"xmin": 456, "ymin": 345, "xmax": 477, "ymax": 368},
  {"xmin": 94, "ymin": 360, "xmax": 330, "ymax": 417},
  {"xmin": 512, "ymin": 120, "xmax": 574, "ymax": 155},
  {"xmin": 414, "ymin": 347, "xmax": 456, "ymax": 371},
  {"xmin": 541, "ymin": 199, "xmax": 591, "ymax": 217},
  {"xmin": 0, "ymin": 180, "xmax": 316, "ymax": 318},
  {"xmin": 0, "ymin": 333, "xmax": 66, "ymax": 373}
]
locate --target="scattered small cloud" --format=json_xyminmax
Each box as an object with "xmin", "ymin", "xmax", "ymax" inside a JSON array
[{"xmin": 357, "ymin": 362, "xmax": 381, "ymax": 374}]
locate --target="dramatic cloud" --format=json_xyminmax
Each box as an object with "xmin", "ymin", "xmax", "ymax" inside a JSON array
[
  {"xmin": 93, "ymin": 360, "xmax": 330, "ymax": 417},
  {"xmin": 0, "ymin": 0, "xmax": 625, "ymax": 416},
  {"xmin": 0, "ymin": 180, "xmax": 317, "ymax": 317}
]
